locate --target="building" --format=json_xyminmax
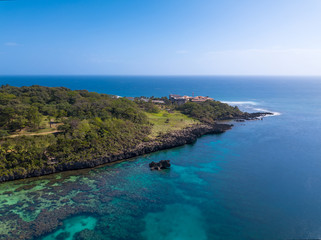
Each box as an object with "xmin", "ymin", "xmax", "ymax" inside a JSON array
[
  {"xmin": 124, "ymin": 97, "xmax": 135, "ymax": 101},
  {"xmin": 139, "ymin": 98, "xmax": 149, "ymax": 102},
  {"xmin": 182, "ymin": 95, "xmax": 193, "ymax": 100},
  {"xmin": 170, "ymin": 94, "xmax": 214, "ymax": 104},
  {"xmin": 169, "ymin": 94, "xmax": 181, "ymax": 102},
  {"xmin": 191, "ymin": 96, "xmax": 214, "ymax": 102},
  {"xmin": 152, "ymin": 100, "xmax": 165, "ymax": 104},
  {"xmin": 169, "ymin": 94, "xmax": 188, "ymax": 105}
]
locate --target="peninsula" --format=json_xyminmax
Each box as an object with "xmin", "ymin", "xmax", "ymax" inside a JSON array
[{"xmin": 0, "ymin": 85, "xmax": 270, "ymax": 182}]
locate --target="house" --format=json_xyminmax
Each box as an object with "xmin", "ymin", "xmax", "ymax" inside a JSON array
[
  {"xmin": 124, "ymin": 97, "xmax": 135, "ymax": 101},
  {"xmin": 191, "ymin": 96, "xmax": 214, "ymax": 102},
  {"xmin": 169, "ymin": 94, "xmax": 214, "ymax": 104},
  {"xmin": 139, "ymin": 98, "xmax": 149, "ymax": 102},
  {"xmin": 169, "ymin": 94, "xmax": 188, "ymax": 105},
  {"xmin": 111, "ymin": 95, "xmax": 121, "ymax": 99},
  {"xmin": 182, "ymin": 95, "xmax": 193, "ymax": 100},
  {"xmin": 152, "ymin": 100, "xmax": 165, "ymax": 104},
  {"xmin": 169, "ymin": 94, "xmax": 181, "ymax": 99}
]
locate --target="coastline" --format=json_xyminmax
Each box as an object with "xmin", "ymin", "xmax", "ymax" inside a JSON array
[
  {"xmin": 0, "ymin": 112, "xmax": 273, "ymax": 183},
  {"xmin": 0, "ymin": 123, "xmax": 232, "ymax": 183}
]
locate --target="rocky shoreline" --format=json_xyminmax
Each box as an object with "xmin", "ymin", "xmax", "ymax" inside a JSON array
[{"xmin": 0, "ymin": 112, "xmax": 272, "ymax": 183}]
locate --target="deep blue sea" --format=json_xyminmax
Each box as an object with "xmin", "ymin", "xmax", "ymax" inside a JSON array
[{"xmin": 1, "ymin": 76, "xmax": 321, "ymax": 240}]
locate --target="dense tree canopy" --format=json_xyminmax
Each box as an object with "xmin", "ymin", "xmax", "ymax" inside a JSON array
[
  {"xmin": 177, "ymin": 101, "xmax": 243, "ymax": 123},
  {"xmin": 0, "ymin": 85, "xmax": 150, "ymax": 177},
  {"xmin": 0, "ymin": 85, "xmax": 245, "ymax": 178}
]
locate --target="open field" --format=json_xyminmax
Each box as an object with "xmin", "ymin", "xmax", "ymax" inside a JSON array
[{"xmin": 146, "ymin": 110, "xmax": 199, "ymax": 139}]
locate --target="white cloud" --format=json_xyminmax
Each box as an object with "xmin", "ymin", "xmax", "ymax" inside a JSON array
[{"xmin": 4, "ymin": 42, "xmax": 21, "ymax": 47}]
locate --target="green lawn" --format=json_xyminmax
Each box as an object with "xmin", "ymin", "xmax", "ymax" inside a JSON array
[{"xmin": 146, "ymin": 110, "xmax": 199, "ymax": 138}]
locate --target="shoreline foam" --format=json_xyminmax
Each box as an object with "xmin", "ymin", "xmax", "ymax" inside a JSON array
[{"xmin": 222, "ymin": 100, "xmax": 281, "ymax": 117}]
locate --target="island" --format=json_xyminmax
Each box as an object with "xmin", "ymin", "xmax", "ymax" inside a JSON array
[{"xmin": 0, "ymin": 85, "xmax": 271, "ymax": 182}]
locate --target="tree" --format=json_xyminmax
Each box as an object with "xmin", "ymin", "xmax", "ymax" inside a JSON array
[
  {"xmin": 27, "ymin": 106, "xmax": 41, "ymax": 130},
  {"xmin": 9, "ymin": 116, "xmax": 27, "ymax": 132}
]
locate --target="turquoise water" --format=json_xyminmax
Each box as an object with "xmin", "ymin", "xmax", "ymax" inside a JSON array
[
  {"xmin": 1, "ymin": 76, "xmax": 321, "ymax": 239},
  {"xmin": 42, "ymin": 216, "xmax": 97, "ymax": 240}
]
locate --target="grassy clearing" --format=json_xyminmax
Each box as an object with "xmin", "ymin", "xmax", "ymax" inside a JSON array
[
  {"xmin": 146, "ymin": 110, "xmax": 199, "ymax": 139},
  {"xmin": 7, "ymin": 116, "xmax": 63, "ymax": 138},
  {"xmin": 6, "ymin": 111, "xmax": 198, "ymax": 139}
]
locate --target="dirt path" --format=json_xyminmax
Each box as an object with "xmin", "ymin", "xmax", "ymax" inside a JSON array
[{"xmin": 7, "ymin": 130, "xmax": 63, "ymax": 138}]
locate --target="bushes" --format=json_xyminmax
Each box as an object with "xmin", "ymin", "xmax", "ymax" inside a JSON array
[
  {"xmin": 46, "ymin": 118, "xmax": 151, "ymax": 163},
  {"xmin": 0, "ymin": 135, "xmax": 54, "ymax": 174},
  {"xmin": 0, "ymin": 85, "xmax": 148, "ymax": 128},
  {"xmin": 0, "ymin": 84, "xmax": 245, "ymax": 177},
  {"xmin": 177, "ymin": 101, "xmax": 243, "ymax": 123},
  {"xmin": 0, "ymin": 85, "xmax": 152, "ymax": 176},
  {"xmin": 135, "ymin": 100, "xmax": 160, "ymax": 114}
]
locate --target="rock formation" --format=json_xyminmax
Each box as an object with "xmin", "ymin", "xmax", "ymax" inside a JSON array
[{"xmin": 149, "ymin": 160, "xmax": 171, "ymax": 170}]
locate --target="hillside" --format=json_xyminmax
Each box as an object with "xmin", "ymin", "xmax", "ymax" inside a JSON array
[{"xmin": 0, "ymin": 85, "xmax": 248, "ymax": 181}]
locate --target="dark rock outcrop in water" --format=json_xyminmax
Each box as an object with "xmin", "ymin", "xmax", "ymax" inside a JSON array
[
  {"xmin": 149, "ymin": 160, "xmax": 171, "ymax": 170},
  {"xmin": 0, "ymin": 123, "xmax": 232, "ymax": 182},
  {"xmin": 232, "ymin": 112, "xmax": 273, "ymax": 122},
  {"xmin": 243, "ymin": 112, "xmax": 273, "ymax": 120}
]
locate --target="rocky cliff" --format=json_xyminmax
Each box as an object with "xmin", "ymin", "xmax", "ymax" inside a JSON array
[{"xmin": 0, "ymin": 123, "xmax": 232, "ymax": 182}]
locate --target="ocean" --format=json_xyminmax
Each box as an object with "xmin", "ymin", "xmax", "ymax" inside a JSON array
[{"xmin": 0, "ymin": 76, "xmax": 321, "ymax": 240}]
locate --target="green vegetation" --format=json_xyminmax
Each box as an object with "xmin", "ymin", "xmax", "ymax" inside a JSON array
[
  {"xmin": 0, "ymin": 85, "xmax": 245, "ymax": 179},
  {"xmin": 135, "ymin": 100, "xmax": 161, "ymax": 113},
  {"xmin": 0, "ymin": 85, "xmax": 150, "ymax": 177},
  {"xmin": 146, "ymin": 110, "xmax": 199, "ymax": 139},
  {"xmin": 177, "ymin": 101, "xmax": 243, "ymax": 124}
]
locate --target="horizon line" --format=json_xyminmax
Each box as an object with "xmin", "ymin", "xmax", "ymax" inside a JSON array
[{"xmin": 1, "ymin": 74, "xmax": 321, "ymax": 78}]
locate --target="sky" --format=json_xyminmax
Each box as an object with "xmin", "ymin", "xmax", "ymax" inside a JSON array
[{"xmin": 0, "ymin": 0, "xmax": 321, "ymax": 76}]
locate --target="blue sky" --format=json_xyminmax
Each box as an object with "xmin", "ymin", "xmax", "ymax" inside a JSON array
[{"xmin": 1, "ymin": 0, "xmax": 321, "ymax": 75}]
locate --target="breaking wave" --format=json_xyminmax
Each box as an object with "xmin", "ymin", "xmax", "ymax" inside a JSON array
[
  {"xmin": 221, "ymin": 101, "xmax": 258, "ymax": 106},
  {"xmin": 222, "ymin": 101, "xmax": 281, "ymax": 117},
  {"xmin": 254, "ymin": 108, "xmax": 281, "ymax": 116}
]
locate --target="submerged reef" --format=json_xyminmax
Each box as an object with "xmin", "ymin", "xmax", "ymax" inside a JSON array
[{"xmin": 0, "ymin": 160, "xmax": 169, "ymax": 240}]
